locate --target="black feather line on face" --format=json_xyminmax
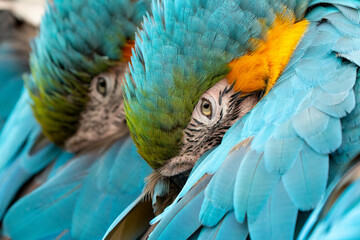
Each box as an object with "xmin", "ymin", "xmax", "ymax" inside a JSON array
[
  {"xmin": 218, "ymin": 90, "xmax": 223, "ymax": 105},
  {"xmin": 112, "ymin": 71, "xmax": 119, "ymax": 94},
  {"xmin": 182, "ymin": 89, "xmax": 250, "ymax": 159},
  {"xmin": 187, "ymin": 127, "xmax": 202, "ymax": 132},
  {"xmin": 193, "ymin": 118, "xmax": 204, "ymax": 125}
]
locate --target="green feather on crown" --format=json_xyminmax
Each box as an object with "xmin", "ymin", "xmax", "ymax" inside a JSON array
[
  {"xmin": 124, "ymin": 0, "xmax": 309, "ymax": 169},
  {"xmin": 26, "ymin": 0, "xmax": 151, "ymax": 146}
]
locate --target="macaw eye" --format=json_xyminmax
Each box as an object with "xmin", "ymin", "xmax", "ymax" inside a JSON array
[
  {"xmin": 96, "ymin": 77, "xmax": 107, "ymax": 96},
  {"xmin": 201, "ymin": 98, "xmax": 212, "ymax": 119}
]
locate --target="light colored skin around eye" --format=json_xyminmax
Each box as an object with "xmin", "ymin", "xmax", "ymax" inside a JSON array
[
  {"xmin": 65, "ymin": 63, "xmax": 129, "ymax": 153},
  {"xmin": 160, "ymin": 79, "xmax": 259, "ymax": 176}
]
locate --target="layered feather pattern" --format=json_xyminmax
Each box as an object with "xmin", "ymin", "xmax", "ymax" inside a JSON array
[
  {"xmin": 139, "ymin": 1, "xmax": 360, "ymax": 239},
  {"xmin": 124, "ymin": 0, "xmax": 309, "ymax": 167},
  {"xmin": 3, "ymin": 137, "xmax": 152, "ymax": 239},
  {"xmin": 298, "ymin": 156, "xmax": 360, "ymax": 239},
  {"xmin": 28, "ymin": 0, "xmax": 151, "ymax": 145},
  {"xmin": 0, "ymin": 89, "xmax": 73, "ymax": 220}
]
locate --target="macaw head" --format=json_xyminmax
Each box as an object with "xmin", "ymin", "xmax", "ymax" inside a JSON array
[
  {"xmin": 125, "ymin": 0, "xmax": 310, "ymax": 176},
  {"xmin": 27, "ymin": 0, "xmax": 151, "ymax": 153}
]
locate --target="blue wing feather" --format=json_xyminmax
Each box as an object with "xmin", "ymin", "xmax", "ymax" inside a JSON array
[
  {"xmin": 72, "ymin": 138, "xmax": 151, "ymax": 239},
  {"xmin": 198, "ymin": 212, "xmax": 248, "ymax": 240},
  {"xmin": 199, "ymin": 147, "xmax": 245, "ymax": 227},
  {"xmin": 0, "ymin": 90, "xmax": 72, "ymax": 220},
  {"xmin": 3, "ymin": 154, "xmax": 91, "ymax": 239},
  {"xmin": 3, "ymin": 137, "xmax": 151, "ymax": 240},
  {"xmin": 282, "ymin": 145, "xmax": 329, "ymax": 210},
  {"xmin": 299, "ymin": 158, "xmax": 360, "ymax": 240},
  {"xmin": 0, "ymin": 13, "xmax": 32, "ymax": 128},
  {"xmin": 248, "ymin": 182, "xmax": 298, "ymax": 240},
  {"xmin": 106, "ymin": 1, "xmax": 360, "ymax": 239}
]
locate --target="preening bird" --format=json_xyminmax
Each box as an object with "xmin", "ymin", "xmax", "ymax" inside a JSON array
[
  {"xmin": 105, "ymin": 0, "xmax": 360, "ymax": 239},
  {"xmin": 1, "ymin": 0, "xmax": 153, "ymax": 239}
]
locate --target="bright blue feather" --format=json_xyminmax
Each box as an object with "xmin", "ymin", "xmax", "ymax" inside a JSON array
[
  {"xmin": 282, "ymin": 145, "xmax": 329, "ymax": 210},
  {"xmin": 0, "ymin": 90, "xmax": 73, "ymax": 220},
  {"xmin": 3, "ymin": 154, "xmax": 91, "ymax": 239},
  {"xmin": 198, "ymin": 212, "xmax": 248, "ymax": 240},
  {"xmin": 299, "ymin": 158, "xmax": 360, "ymax": 239},
  {"xmin": 120, "ymin": 1, "xmax": 360, "ymax": 239},
  {"xmin": 3, "ymin": 137, "xmax": 152, "ymax": 239},
  {"xmin": 248, "ymin": 182, "xmax": 298, "ymax": 240},
  {"xmin": 149, "ymin": 175, "xmax": 212, "ymax": 240},
  {"xmin": 71, "ymin": 138, "xmax": 151, "ymax": 239},
  {"xmin": 0, "ymin": 16, "xmax": 31, "ymax": 128}
]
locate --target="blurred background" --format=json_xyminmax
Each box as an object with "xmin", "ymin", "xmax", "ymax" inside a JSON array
[{"xmin": 0, "ymin": 0, "xmax": 45, "ymax": 127}]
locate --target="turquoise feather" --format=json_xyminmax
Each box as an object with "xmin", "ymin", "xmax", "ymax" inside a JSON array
[
  {"xmin": 0, "ymin": 10, "xmax": 34, "ymax": 129},
  {"xmin": 0, "ymin": 89, "xmax": 73, "ymax": 220},
  {"xmin": 298, "ymin": 156, "xmax": 360, "ymax": 239},
  {"xmin": 3, "ymin": 137, "xmax": 152, "ymax": 239},
  {"xmin": 1, "ymin": 1, "xmax": 153, "ymax": 239},
  {"xmin": 105, "ymin": 0, "xmax": 360, "ymax": 239}
]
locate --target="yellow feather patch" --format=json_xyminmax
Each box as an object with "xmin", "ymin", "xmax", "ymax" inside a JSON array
[{"xmin": 227, "ymin": 13, "xmax": 309, "ymax": 95}]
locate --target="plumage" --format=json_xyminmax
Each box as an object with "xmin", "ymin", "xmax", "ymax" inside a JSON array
[
  {"xmin": 1, "ymin": 0, "xmax": 153, "ymax": 239},
  {"xmin": 0, "ymin": 8, "xmax": 37, "ymax": 128},
  {"xmin": 105, "ymin": 0, "xmax": 360, "ymax": 239},
  {"xmin": 298, "ymin": 155, "xmax": 360, "ymax": 239},
  {"xmin": 0, "ymin": 6, "xmax": 72, "ymax": 219},
  {"xmin": 0, "ymin": 89, "xmax": 74, "ymax": 220},
  {"xmin": 4, "ymin": 137, "xmax": 152, "ymax": 239}
]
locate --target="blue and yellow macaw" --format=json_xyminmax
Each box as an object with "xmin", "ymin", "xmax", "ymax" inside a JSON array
[
  {"xmin": 105, "ymin": 0, "xmax": 360, "ymax": 239},
  {"xmin": 1, "ymin": 0, "xmax": 153, "ymax": 238}
]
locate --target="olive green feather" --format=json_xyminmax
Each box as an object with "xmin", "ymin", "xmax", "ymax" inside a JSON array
[{"xmin": 26, "ymin": 0, "xmax": 151, "ymax": 146}]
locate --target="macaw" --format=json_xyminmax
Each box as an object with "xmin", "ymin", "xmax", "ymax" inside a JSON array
[
  {"xmin": 105, "ymin": 0, "xmax": 360, "ymax": 239},
  {"xmin": 298, "ymin": 154, "xmax": 360, "ymax": 239},
  {"xmin": 1, "ymin": 0, "xmax": 153, "ymax": 239}
]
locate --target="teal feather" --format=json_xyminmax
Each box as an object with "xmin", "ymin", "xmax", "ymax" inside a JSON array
[
  {"xmin": 264, "ymin": 121, "xmax": 304, "ymax": 174},
  {"xmin": 0, "ymin": 90, "xmax": 73, "ymax": 220},
  {"xmin": 0, "ymin": 10, "xmax": 34, "ymax": 129},
  {"xmin": 282, "ymin": 145, "xmax": 329, "ymax": 210},
  {"xmin": 149, "ymin": 175, "xmax": 212, "ymax": 240},
  {"xmin": 115, "ymin": 1, "xmax": 360, "ymax": 239},
  {"xmin": 3, "ymin": 137, "xmax": 152, "ymax": 239},
  {"xmin": 298, "ymin": 156, "xmax": 360, "ymax": 240},
  {"xmin": 71, "ymin": 138, "xmax": 151, "ymax": 239},
  {"xmin": 198, "ymin": 212, "xmax": 248, "ymax": 240},
  {"xmin": 1, "ymin": 0, "xmax": 152, "ymax": 238},
  {"xmin": 248, "ymin": 182, "xmax": 298, "ymax": 240},
  {"xmin": 199, "ymin": 148, "xmax": 246, "ymax": 227},
  {"xmin": 235, "ymin": 149, "xmax": 280, "ymax": 223},
  {"xmin": 3, "ymin": 154, "xmax": 92, "ymax": 239}
]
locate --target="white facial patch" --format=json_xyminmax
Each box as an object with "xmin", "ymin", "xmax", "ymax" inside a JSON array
[
  {"xmin": 65, "ymin": 63, "xmax": 129, "ymax": 153},
  {"xmin": 160, "ymin": 79, "xmax": 259, "ymax": 176}
]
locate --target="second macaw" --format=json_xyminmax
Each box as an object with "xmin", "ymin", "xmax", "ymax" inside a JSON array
[{"xmin": 1, "ymin": 0, "xmax": 153, "ymax": 239}]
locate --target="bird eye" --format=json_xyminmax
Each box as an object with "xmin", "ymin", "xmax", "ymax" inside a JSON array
[
  {"xmin": 96, "ymin": 77, "xmax": 107, "ymax": 96},
  {"xmin": 201, "ymin": 98, "xmax": 212, "ymax": 119}
]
